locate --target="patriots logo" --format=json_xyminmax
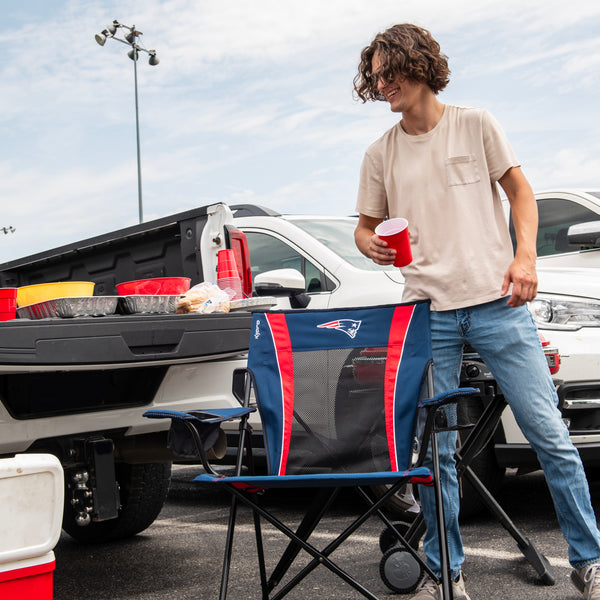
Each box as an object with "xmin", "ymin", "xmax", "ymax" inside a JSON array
[{"xmin": 317, "ymin": 319, "xmax": 361, "ymax": 339}]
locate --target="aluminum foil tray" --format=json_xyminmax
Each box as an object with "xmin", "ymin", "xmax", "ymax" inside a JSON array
[
  {"xmin": 17, "ymin": 296, "xmax": 119, "ymax": 319},
  {"xmin": 229, "ymin": 297, "xmax": 278, "ymax": 311},
  {"xmin": 118, "ymin": 295, "xmax": 179, "ymax": 315}
]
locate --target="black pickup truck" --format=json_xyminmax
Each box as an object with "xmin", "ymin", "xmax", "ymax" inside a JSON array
[{"xmin": 0, "ymin": 202, "xmax": 254, "ymax": 543}]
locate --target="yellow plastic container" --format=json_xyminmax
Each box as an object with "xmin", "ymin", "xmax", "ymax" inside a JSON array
[{"xmin": 17, "ymin": 282, "xmax": 95, "ymax": 307}]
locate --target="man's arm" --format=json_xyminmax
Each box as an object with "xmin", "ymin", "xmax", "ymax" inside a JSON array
[
  {"xmin": 498, "ymin": 166, "xmax": 538, "ymax": 307},
  {"xmin": 355, "ymin": 214, "xmax": 395, "ymax": 265}
]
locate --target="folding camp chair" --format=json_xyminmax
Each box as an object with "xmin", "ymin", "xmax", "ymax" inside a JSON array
[{"xmin": 145, "ymin": 301, "xmax": 479, "ymax": 600}]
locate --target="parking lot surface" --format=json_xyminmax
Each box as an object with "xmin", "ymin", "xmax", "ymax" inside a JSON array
[{"xmin": 53, "ymin": 465, "xmax": 599, "ymax": 600}]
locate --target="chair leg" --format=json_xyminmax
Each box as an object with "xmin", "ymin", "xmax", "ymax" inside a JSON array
[
  {"xmin": 227, "ymin": 485, "xmax": 382, "ymax": 600},
  {"xmin": 455, "ymin": 395, "xmax": 554, "ymax": 584},
  {"xmin": 268, "ymin": 484, "xmax": 417, "ymax": 600},
  {"xmin": 356, "ymin": 486, "xmax": 438, "ymax": 583},
  {"xmin": 219, "ymin": 494, "xmax": 240, "ymax": 600},
  {"xmin": 430, "ymin": 433, "xmax": 454, "ymax": 600},
  {"xmin": 251, "ymin": 508, "xmax": 270, "ymax": 599},
  {"xmin": 268, "ymin": 488, "xmax": 338, "ymax": 592}
]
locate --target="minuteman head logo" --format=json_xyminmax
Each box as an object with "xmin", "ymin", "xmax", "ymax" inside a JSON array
[{"xmin": 317, "ymin": 319, "xmax": 361, "ymax": 339}]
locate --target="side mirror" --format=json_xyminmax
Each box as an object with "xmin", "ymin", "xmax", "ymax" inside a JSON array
[
  {"xmin": 568, "ymin": 221, "xmax": 600, "ymax": 248},
  {"xmin": 254, "ymin": 268, "xmax": 311, "ymax": 308}
]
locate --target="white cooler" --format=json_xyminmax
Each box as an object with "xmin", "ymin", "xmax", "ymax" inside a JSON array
[{"xmin": 0, "ymin": 454, "xmax": 63, "ymax": 600}]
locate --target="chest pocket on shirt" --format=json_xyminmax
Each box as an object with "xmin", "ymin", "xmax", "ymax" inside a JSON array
[{"xmin": 445, "ymin": 155, "xmax": 481, "ymax": 186}]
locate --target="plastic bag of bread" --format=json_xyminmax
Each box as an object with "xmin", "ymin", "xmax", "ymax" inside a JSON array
[{"xmin": 176, "ymin": 282, "xmax": 231, "ymax": 314}]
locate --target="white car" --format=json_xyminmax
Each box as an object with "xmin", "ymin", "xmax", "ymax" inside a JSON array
[
  {"xmin": 231, "ymin": 205, "xmax": 404, "ymax": 310},
  {"xmin": 501, "ymin": 190, "xmax": 600, "ymax": 469},
  {"xmin": 223, "ymin": 194, "xmax": 600, "ymax": 515}
]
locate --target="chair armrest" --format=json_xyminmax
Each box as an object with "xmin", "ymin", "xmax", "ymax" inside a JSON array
[
  {"xmin": 143, "ymin": 407, "xmax": 255, "ymax": 423},
  {"xmin": 143, "ymin": 407, "xmax": 255, "ymax": 475},
  {"xmin": 415, "ymin": 387, "xmax": 482, "ymax": 464},
  {"xmin": 418, "ymin": 387, "xmax": 479, "ymax": 408}
]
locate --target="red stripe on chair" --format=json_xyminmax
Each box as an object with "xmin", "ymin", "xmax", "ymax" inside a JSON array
[
  {"xmin": 230, "ymin": 482, "xmax": 265, "ymax": 492},
  {"xmin": 384, "ymin": 305, "xmax": 415, "ymax": 471},
  {"xmin": 266, "ymin": 313, "xmax": 294, "ymax": 475},
  {"xmin": 410, "ymin": 475, "xmax": 434, "ymax": 486}
]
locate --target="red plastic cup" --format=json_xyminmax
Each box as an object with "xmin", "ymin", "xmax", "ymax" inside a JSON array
[
  {"xmin": 217, "ymin": 250, "xmax": 243, "ymax": 299},
  {"xmin": 217, "ymin": 250, "xmax": 239, "ymax": 279},
  {"xmin": 375, "ymin": 218, "xmax": 412, "ymax": 267},
  {"xmin": 0, "ymin": 289, "xmax": 17, "ymax": 320}
]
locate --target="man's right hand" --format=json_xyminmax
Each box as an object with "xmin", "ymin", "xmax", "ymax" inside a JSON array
[
  {"xmin": 355, "ymin": 213, "xmax": 397, "ymax": 265},
  {"xmin": 368, "ymin": 234, "xmax": 397, "ymax": 265}
]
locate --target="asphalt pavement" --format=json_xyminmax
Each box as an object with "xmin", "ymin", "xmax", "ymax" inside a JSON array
[{"xmin": 53, "ymin": 465, "xmax": 600, "ymax": 600}]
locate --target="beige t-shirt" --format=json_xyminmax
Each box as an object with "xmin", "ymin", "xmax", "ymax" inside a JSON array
[{"xmin": 356, "ymin": 105, "xmax": 519, "ymax": 311}]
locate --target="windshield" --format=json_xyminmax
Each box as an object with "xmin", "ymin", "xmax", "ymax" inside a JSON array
[{"xmin": 290, "ymin": 218, "xmax": 392, "ymax": 271}]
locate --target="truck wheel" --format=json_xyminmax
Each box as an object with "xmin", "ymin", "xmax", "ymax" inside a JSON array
[{"xmin": 62, "ymin": 462, "xmax": 171, "ymax": 543}]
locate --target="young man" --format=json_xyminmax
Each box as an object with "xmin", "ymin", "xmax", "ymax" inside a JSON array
[{"xmin": 353, "ymin": 23, "xmax": 600, "ymax": 600}]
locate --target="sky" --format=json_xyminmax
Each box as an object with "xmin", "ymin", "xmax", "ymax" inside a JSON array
[{"xmin": 1, "ymin": 0, "xmax": 599, "ymax": 262}]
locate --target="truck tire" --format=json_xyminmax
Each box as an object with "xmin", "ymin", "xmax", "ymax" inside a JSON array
[{"xmin": 62, "ymin": 461, "xmax": 172, "ymax": 543}]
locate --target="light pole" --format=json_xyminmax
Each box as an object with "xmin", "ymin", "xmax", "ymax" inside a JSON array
[{"xmin": 95, "ymin": 20, "xmax": 159, "ymax": 224}]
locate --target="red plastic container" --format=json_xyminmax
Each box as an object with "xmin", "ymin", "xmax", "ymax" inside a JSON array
[
  {"xmin": 115, "ymin": 277, "xmax": 191, "ymax": 296},
  {"xmin": 0, "ymin": 557, "xmax": 55, "ymax": 600},
  {"xmin": 0, "ymin": 289, "xmax": 17, "ymax": 320},
  {"xmin": 0, "ymin": 454, "xmax": 63, "ymax": 600},
  {"xmin": 539, "ymin": 333, "xmax": 561, "ymax": 375}
]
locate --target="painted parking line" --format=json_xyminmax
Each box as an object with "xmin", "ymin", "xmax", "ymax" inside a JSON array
[
  {"xmin": 462, "ymin": 546, "xmax": 570, "ymax": 569},
  {"xmin": 153, "ymin": 517, "xmax": 571, "ymax": 569}
]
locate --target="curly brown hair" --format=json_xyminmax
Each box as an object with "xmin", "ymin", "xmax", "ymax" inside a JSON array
[{"xmin": 353, "ymin": 24, "xmax": 450, "ymax": 102}]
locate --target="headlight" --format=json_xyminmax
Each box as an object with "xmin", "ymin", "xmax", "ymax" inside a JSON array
[{"xmin": 529, "ymin": 296, "xmax": 600, "ymax": 330}]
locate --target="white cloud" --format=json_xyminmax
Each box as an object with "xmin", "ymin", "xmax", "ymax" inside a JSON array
[
  {"xmin": 1, "ymin": 0, "xmax": 600, "ymax": 263},
  {"xmin": 527, "ymin": 147, "xmax": 600, "ymax": 190}
]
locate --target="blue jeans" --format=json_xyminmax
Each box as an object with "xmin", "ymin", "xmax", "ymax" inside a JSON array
[{"xmin": 419, "ymin": 297, "xmax": 600, "ymax": 577}]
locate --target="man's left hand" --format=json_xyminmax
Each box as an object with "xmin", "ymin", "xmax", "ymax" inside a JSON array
[{"xmin": 502, "ymin": 257, "xmax": 538, "ymax": 307}]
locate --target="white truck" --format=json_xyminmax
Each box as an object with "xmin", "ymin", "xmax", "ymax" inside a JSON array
[{"xmin": 0, "ymin": 203, "xmax": 255, "ymax": 543}]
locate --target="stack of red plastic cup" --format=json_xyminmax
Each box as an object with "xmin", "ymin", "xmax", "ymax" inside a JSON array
[
  {"xmin": 216, "ymin": 250, "xmax": 243, "ymax": 300},
  {"xmin": 0, "ymin": 288, "xmax": 17, "ymax": 321}
]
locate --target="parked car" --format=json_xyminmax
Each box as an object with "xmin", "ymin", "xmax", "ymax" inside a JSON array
[
  {"xmin": 502, "ymin": 189, "xmax": 600, "ymax": 471},
  {"xmin": 219, "ymin": 194, "xmax": 600, "ymax": 516}
]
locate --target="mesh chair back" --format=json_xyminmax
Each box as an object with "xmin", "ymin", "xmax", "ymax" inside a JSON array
[{"xmin": 247, "ymin": 301, "xmax": 432, "ymax": 477}]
